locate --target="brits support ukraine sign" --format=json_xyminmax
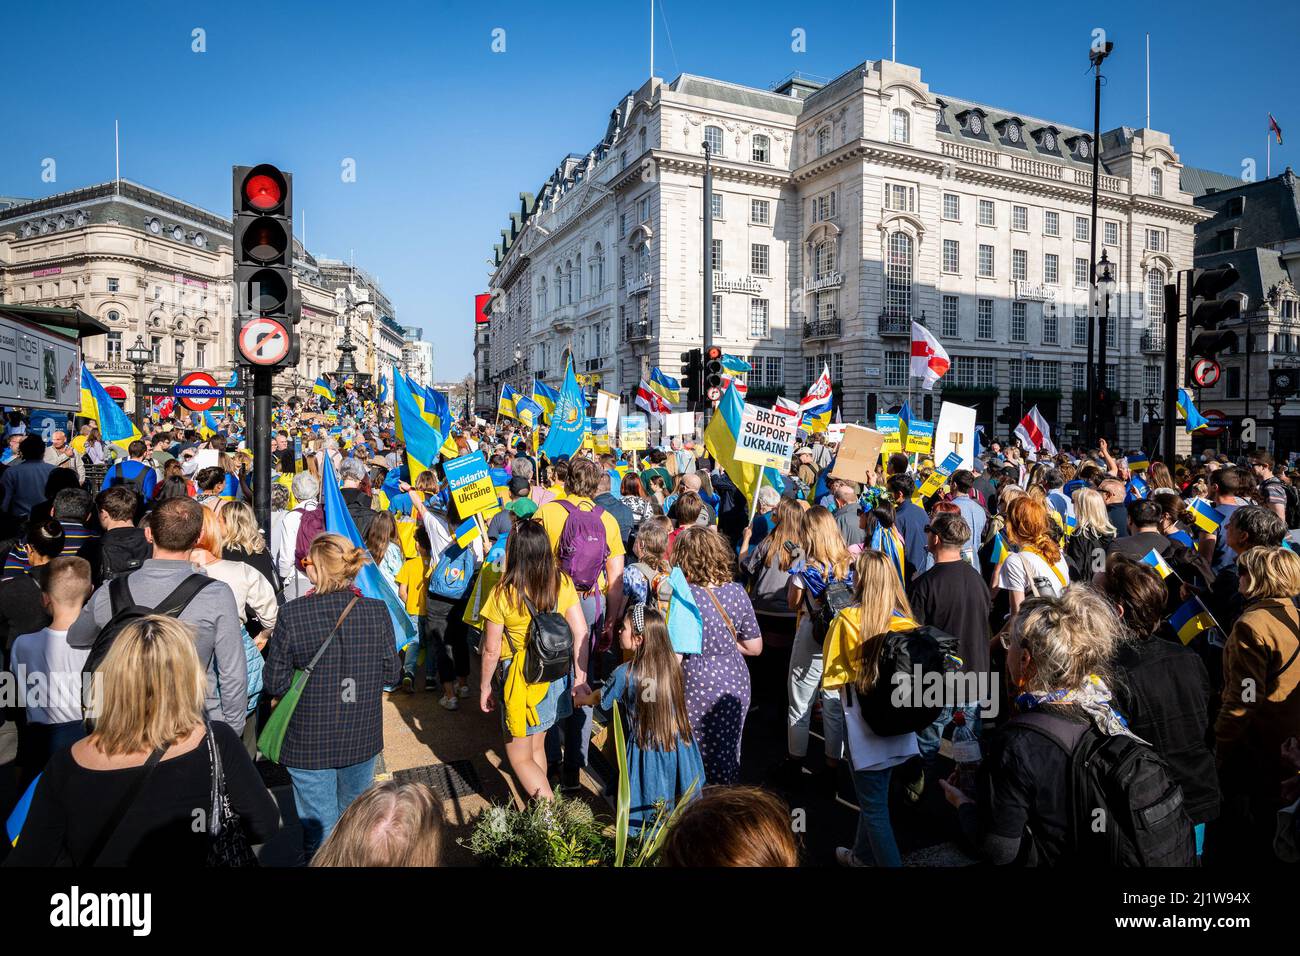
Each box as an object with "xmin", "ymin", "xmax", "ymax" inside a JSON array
[{"xmin": 735, "ymin": 403, "xmax": 799, "ymax": 470}]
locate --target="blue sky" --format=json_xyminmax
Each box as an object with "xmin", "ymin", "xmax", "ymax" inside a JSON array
[{"xmin": 4, "ymin": 0, "xmax": 1296, "ymax": 378}]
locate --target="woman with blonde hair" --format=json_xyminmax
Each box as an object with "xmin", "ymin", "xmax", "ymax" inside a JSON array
[
  {"xmin": 310, "ymin": 781, "xmax": 443, "ymax": 867},
  {"xmin": 218, "ymin": 499, "xmax": 279, "ymax": 595},
  {"xmin": 783, "ymin": 506, "xmax": 854, "ymax": 786},
  {"xmin": 995, "ymin": 497, "xmax": 1069, "ymax": 617},
  {"xmin": 1213, "ymin": 546, "xmax": 1300, "ymax": 864},
  {"xmin": 822, "ymin": 550, "xmax": 922, "ymax": 868},
  {"xmin": 8, "ymin": 615, "xmax": 279, "ymax": 865},
  {"xmin": 1064, "ymin": 487, "xmax": 1117, "ymax": 582},
  {"xmin": 264, "ymin": 533, "xmax": 401, "ymax": 859},
  {"xmin": 671, "ymin": 526, "xmax": 762, "ymax": 784}
]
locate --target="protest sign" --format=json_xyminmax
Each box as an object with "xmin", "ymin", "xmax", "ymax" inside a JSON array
[
  {"xmin": 917, "ymin": 451, "xmax": 964, "ymax": 498},
  {"xmin": 620, "ymin": 414, "xmax": 647, "ymax": 451},
  {"xmin": 830, "ymin": 425, "xmax": 887, "ymax": 484},
  {"xmin": 934, "ymin": 402, "xmax": 979, "ymax": 471},
  {"xmin": 875, "ymin": 414, "xmax": 903, "ymax": 453},
  {"xmin": 735, "ymin": 403, "xmax": 799, "ymax": 470},
  {"xmin": 443, "ymin": 451, "xmax": 497, "ymax": 518},
  {"xmin": 590, "ymin": 417, "xmax": 611, "ymax": 454},
  {"xmin": 905, "ymin": 420, "xmax": 935, "ymax": 455}
]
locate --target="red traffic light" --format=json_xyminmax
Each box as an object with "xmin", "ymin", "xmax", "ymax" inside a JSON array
[
  {"xmin": 243, "ymin": 166, "xmax": 286, "ymax": 212},
  {"xmin": 706, "ymin": 346, "xmax": 723, "ymax": 361}
]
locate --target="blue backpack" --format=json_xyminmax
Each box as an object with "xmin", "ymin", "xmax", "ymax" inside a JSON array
[{"xmin": 430, "ymin": 541, "xmax": 475, "ymax": 600}]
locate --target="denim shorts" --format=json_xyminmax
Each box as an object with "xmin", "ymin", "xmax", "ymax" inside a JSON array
[{"xmin": 496, "ymin": 656, "xmax": 573, "ymax": 738}]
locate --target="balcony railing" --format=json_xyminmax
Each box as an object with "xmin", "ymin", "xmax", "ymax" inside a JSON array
[
  {"xmin": 941, "ymin": 141, "xmax": 997, "ymax": 168},
  {"xmin": 624, "ymin": 272, "xmax": 652, "ymax": 296},
  {"xmin": 878, "ymin": 312, "xmax": 922, "ymax": 336},
  {"xmin": 1141, "ymin": 328, "xmax": 1165, "ymax": 353},
  {"xmin": 624, "ymin": 321, "xmax": 651, "ymax": 342},
  {"xmin": 1011, "ymin": 156, "xmax": 1063, "ymax": 180},
  {"xmin": 803, "ymin": 317, "xmax": 841, "ymax": 340}
]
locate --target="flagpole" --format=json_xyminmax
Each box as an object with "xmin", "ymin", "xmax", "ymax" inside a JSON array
[{"xmin": 1267, "ymin": 130, "xmax": 1271, "ymax": 178}]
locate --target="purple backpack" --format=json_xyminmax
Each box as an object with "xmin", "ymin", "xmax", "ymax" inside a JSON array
[{"xmin": 556, "ymin": 500, "xmax": 610, "ymax": 593}]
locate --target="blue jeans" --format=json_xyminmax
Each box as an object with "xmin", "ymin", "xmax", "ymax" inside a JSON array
[
  {"xmin": 852, "ymin": 766, "xmax": 902, "ymax": 867},
  {"xmin": 287, "ymin": 756, "xmax": 377, "ymax": 860},
  {"xmin": 402, "ymin": 614, "xmax": 437, "ymax": 682},
  {"xmin": 545, "ymin": 591, "xmax": 601, "ymax": 774}
]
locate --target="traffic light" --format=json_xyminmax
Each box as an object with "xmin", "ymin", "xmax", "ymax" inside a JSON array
[
  {"xmin": 232, "ymin": 164, "xmax": 297, "ymax": 370},
  {"xmin": 705, "ymin": 346, "xmax": 724, "ymax": 400},
  {"xmin": 997, "ymin": 406, "xmax": 1015, "ymax": 426},
  {"xmin": 1186, "ymin": 265, "xmax": 1244, "ymax": 361},
  {"xmin": 680, "ymin": 348, "xmax": 702, "ymax": 406}
]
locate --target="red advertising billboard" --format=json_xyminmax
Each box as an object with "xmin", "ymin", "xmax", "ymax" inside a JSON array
[{"xmin": 475, "ymin": 293, "xmax": 490, "ymax": 325}]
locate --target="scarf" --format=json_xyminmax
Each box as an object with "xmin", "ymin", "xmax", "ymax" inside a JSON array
[{"xmin": 1016, "ymin": 673, "xmax": 1146, "ymax": 743}]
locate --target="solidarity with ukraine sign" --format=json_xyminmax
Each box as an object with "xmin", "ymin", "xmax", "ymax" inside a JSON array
[{"xmin": 443, "ymin": 451, "xmax": 497, "ymax": 518}]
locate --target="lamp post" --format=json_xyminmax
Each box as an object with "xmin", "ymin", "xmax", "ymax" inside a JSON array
[
  {"xmin": 1094, "ymin": 249, "xmax": 1117, "ymax": 441},
  {"xmin": 1144, "ymin": 389, "xmax": 1161, "ymax": 453},
  {"xmin": 174, "ymin": 340, "xmax": 185, "ymax": 384},
  {"xmin": 126, "ymin": 335, "xmax": 152, "ymax": 428},
  {"xmin": 1269, "ymin": 392, "xmax": 1287, "ymax": 457},
  {"xmin": 1085, "ymin": 37, "xmax": 1114, "ymax": 449}
]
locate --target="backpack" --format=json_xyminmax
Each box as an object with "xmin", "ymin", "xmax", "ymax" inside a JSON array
[
  {"xmin": 292, "ymin": 504, "xmax": 326, "ymax": 572},
  {"xmin": 515, "ymin": 596, "xmax": 574, "ymax": 684},
  {"xmin": 99, "ymin": 528, "xmax": 152, "ymax": 583},
  {"xmin": 810, "ymin": 578, "xmax": 855, "ymax": 645},
  {"xmin": 83, "ymin": 573, "xmax": 216, "ymax": 678},
  {"xmin": 107, "ymin": 461, "xmax": 149, "ymax": 499},
  {"xmin": 430, "ymin": 541, "xmax": 475, "ymax": 600},
  {"xmin": 556, "ymin": 500, "xmax": 610, "ymax": 593},
  {"xmin": 631, "ymin": 561, "xmax": 672, "ymax": 614},
  {"xmin": 1013, "ymin": 710, "xmax": 1196, "ymax": 866},
  {"xmin": 854, "ymin": 624, "xmax": 962, "ymax": 736},
  {"xmin": 1279, "ymin": 481, "xmax": 1300, "ymax": 530}
]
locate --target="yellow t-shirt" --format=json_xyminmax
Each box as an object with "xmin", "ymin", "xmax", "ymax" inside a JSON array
[
  {"xmin": 535, "ymin": 496, "xmax": 626, "ymax": 593},
  {"xmin": 480, "ymin": 575, "xmax": 579, "ymax": 661},
  {"xmin": 547, "ymin": 484, "xmax": 568, "ymax": 501},
  {"xmin": 395, "ymin": 555, "xmax": 431, "ymax": 617}
]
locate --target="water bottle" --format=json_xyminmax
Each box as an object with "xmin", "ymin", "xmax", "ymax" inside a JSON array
[{"xmin": 939, "ymin": 710, "xmax": 981, "ymax": 794}]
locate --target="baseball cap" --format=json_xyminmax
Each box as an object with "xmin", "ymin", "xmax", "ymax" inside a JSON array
[
  {"xmin": 507, "ymin": 476, "xmax": 530, "ymax": 497},
  {"xmin": 504, "ymin": 497, "xmax": 538, "ymax": 519}
]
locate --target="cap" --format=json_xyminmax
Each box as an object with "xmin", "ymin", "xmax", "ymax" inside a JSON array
[
  {"xmin": 507, "ymin": 475, "xmax": 530, "ymax": 497},
  {"xmin": 794, "ymin": 445, "xmax": 813, "ymax": 456},
  {"xmin": 504, "ymin": 497, "xmax": 538, "ymax": 519}
]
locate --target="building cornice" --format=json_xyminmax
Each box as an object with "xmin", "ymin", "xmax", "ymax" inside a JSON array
[{"xmin": 616, "ymin": 150, "xmax": 794, "ymax": 191}]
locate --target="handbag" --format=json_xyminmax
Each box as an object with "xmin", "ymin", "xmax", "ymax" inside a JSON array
[
  {"xmin": 257, "ymin": 595, "xmax": 359, "ymax": 764},
  {"xmin": 204, "ymin": 721, "xmax": 258, "ymax": 867}
]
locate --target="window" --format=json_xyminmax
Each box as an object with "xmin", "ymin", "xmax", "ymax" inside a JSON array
[
  {"xmin": 107, "ymin": 310, "xmax": 119, "ymax": 324},
  {"xmin": 711, "ymin": 295, "xmax": 722, "ymax": 335},
  {"xmin": 891, "ymin": 109, "xmax": 910, "ymax": 144},
  {"xmin": 943, "ymin": 239, "xmax": 960, "ymax": 274},
  {"xmin": 1044, "ymin": 253, "xmax": 1059, "ymax": 285},
  {"xmin": 752, "ymin": 134, "xmax": 770, "ymax": 164},
  {"xmin": 106, "ymin": 331, "xmax": 122, "ymax": 361},
  {"xmin": 1104, "ymin": 221, "xmax": 1119, "ymax": 246},
  {"xmin": 621, "ymin": 152, "xmax": 628, "ymax": 170},
  {"xmin": 618, "ymin": 214, "xmax": 627, "ymax": 239},
  {"xmin": 1011, "ymin": 302, "xmax": 1027, "ymax": 342},
  {"xmin": 711, "ymin": 239, "xmax": 723, "ymax": 271},
  {"xmin": 1106, "ymin": 319, "xmax": 1117, "ymax": 349},
  {"xmin": 107, "ymin": 277, "xmax": 119, "ymax": 292},
  {"xmin": 1150, "ymin": 167, "xmax": 1163, "ymax": 196},
  {"xmin": 814, "ymin": 241, "xmax": 836, "ymax": 279},
  {"xmin": 977, "ymin": 299, "xmax": 993, "ymax": 339},
  {"xmin": 639, "ymin": 128, "xmax": 647, "ymax": 152},
  {"xmin": 1105, "ymin": 365, "xmax": 1117, "ymax": 390},
  {"xmin": 150, "ymin": 336, "xmax": 162, "ymax": 364},
  {"xmin": 976, "ymin": 356, "xmax": 996, "ymax": 387},
  {"xmin": 638, "ymin": 197, "xmax": 650, "ymax": 222},
  {"xmin": 751, "ymin": 199, "xmax": 770, "ymax": 225},
  {"xmin": 1012, "ymin": 249, "xmax": 1028, "ymax": 281},
  {"xmin": 1012, "ymin": 205, "xmax": 1028, "ymax": 231},
  {"xmin": 765, "ymin": 356, "xmax": 783, "ymax": 389},
  {"xmin": 1073, "ymin": 362, "xmax": 1087, "ymax": 391},
  {"xmin": 750, "ymin": 299, "xmax": 770, "ymax": 337},
  {"xmin": 1044, "ymin": 211, "xmax": 1060, "ymax": 236},
  {"xmin": 942, "ymin": 295, "xmax": 959, "ymax": 337},
  {"xmin": 816, "ymin": 125, "xmax": 832, "ymax": 156},
  {"xmin": 1075, "ymin": 216, "xmax": 1089, "ymax": 242},
  {"xmin": 1075, "ymin": 257, "xmax": 1089, "ymax": 289},
  {"xmin": 1216, "ymin": 229, "xmax": 1237, "ymax": 252},
  {"xmin": 1147, "ymin": 229, "xmax": 1165, "ymax": 252},
  {"xmin": 812, "ymin": 191, "xmax": 837, "ymax": 222},
  {"xmin": 1146, "ymin": 268, "xmax": 1166, "ymax": 320},
  {"xmin": 1009, "ymin": 359, "xmax": 1023, "ymax": 388},
  {"xmin": 1074, "ymin": 310, "xmax": 1088, "ymax": 346},
  {"xmin": 1283, "ymin": 299, "xmax": 1298, "ymax": 320},
  {"xmin": 943, "ymin": 193, "xmax": 960, "ymax": 221},
  {"xmin": 1144, "ymin": 365, "xmax": 1161, "ymax": 398},
  {"xmin": 574, "ymin": 255, "xmax": 582, "ymax": 299},
  {"xmin": 195, "ymin": 342, "xmax": 206, "ymax": 369},
  {"xmin": 751, "ymin": 244, "xmax": 770, "ymax": 277},
  {"xmin": 711, "ymin": 193, "xmax": 723, "ymax": 220},
  {"xmin": 537, "ymin": 276, "xmax": 547, "ymax": 312},
  {"xmin": 978, "ymin": 244, "xmax": 995, "ymax": 278},
  {"xmin": 704, "ymin": 125, "xmax": 724, "ymax": 156},
  {"xmin": 885, "ymin": 183, "xmax": 916, "ymax": 212},
  {"xmin": 1043, "ymin": 311, "xmax": 1058, "ymax": 345},
  {"xmin": 815, "ymin": 291, "xmax": 835, "ymax": 322},
  {"xmin": 885, "ymin": 351, "xmax": 908, "ymax": 388},
  {"xmin": 978, "ymin": 199, "xmax": 995, "ymax": 226},
  {"xmin": 591, "ymin": 243, "xmax": 604, "ymax": 289},
  {"xmin": 950, "ymin": 356, "xmax": 974, "ymax": 388},
  {"xmin": 885, "ymin": 232, "xmax": 913, "ymax": 319}
]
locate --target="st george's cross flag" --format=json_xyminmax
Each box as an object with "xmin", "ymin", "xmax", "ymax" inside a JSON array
[
  {"xmin": 1015, "ymin": 405, "xmax": 1058, "ymax": 456},
  {"xmin": 910, "ymin": 321, "xmax": 951, "ymax": 390}
]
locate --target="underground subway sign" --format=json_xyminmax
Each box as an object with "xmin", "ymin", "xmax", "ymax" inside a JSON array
[{"xmin": 735, "ymin": 402, "xmax": 799, "ymax": 470}]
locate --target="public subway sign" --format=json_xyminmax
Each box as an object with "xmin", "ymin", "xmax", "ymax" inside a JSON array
[
  {"xmin": 443, "ymin": 450, "xmax": 498, "ymax": 519},
  {"xmin": 0, "ymin": 316, "xmax": 82, "ymax": 412},
  {"xmin": 735, "ymin": 402, "xmax": 799, "ymax": 470}
]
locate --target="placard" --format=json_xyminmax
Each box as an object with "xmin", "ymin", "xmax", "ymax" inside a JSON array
[
  {"xmin": 620, "ymin": 414, "xmax": 647, "ymax": 450},
  {"xmin": 442, "ymin": 450, "xmax": 497, "ymax": 518},
  {"xmin": 875, "ymin": 414, "xmax": 903, "ymax": 453},
  {"xmin": 735, "ymin": 403, "xmax": 799, "ymax": 470},
  {"xmin": 934, "ymin": 402, "xmax": 979, "ymax": 471},
  {"xmin": 829, "ymin": 425, "xmax": 887, "ymax": 484},
  {"xmin": 905, "ymin": 420, "xmax": 935, "ymax": 455},
  {"xmin": 827, "ymin": 423, "xmax": 847, "ymax": 444},
  {"xmin": 665, "ymin": 411, "xmax": 694, "ymax": 438},
  {"xmin": 917, "ymin": 452, "xmax": 964, "ymax": 498},
  {"xmin": 590, "ymin": 417, "xmax": 611, "ymax": 454}
]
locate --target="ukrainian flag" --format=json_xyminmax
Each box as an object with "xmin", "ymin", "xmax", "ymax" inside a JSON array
[
  {"xmin": 703, "ymin": 374, "xmax": 783, "ymax": 507},
  {"xmin": 990, "ymin": 532, "xmax": 1011, "ymax": 567},
  {"xmin": 1169, "ymin": 529, "xmax": 1195, "ymax": 548},
  {"xmin": 1127, "ymin": 451, "xmax": 1151, "ymax": 472},
  {"xmin": 392, "ymin": 367, "xmax": 448, "ymax": 482},
  {"xmin": 313, "ymin": 376, "xmax": 336, "ymax": 402},
  {"xmin": 454, "ymin": 517, "xmax": 481, "ymax": 549},
  {"xmin": 497, "ymin": 383, "xmax": 520, "ymax": 419},
  {"xmin": 79, "ymin": 363, "xmax": 141, "ymax": 445},
  {"xmin": 649, "ymin": 368, "xmax": 681, "ymax": 405},
  {"xmin": 199, "ymin": 410, "xmax": 222, "ymax": 441},
  {"xmin": 1063, "ymin": 513, "xmax": 1079, "ymax": 536},
  {"xmin": 531, "ymin": 379, "xmax": 560, "ymax": 422},
  {"xmin": 491, "ymin": 467, "xmax": 511, "ymax": 504},
  {"xmin": 1187, "ymin": 498, "xmax": 1225, "ymax": 534},
  {"xmin": 721, "ymin": 354, "xmax": 753, "ymax": 376},
  {"xmin": 800, "ymin": 364, "xmax": 834, "ymax": 433},
  {"xmin": 1169, "ymin": 596, "xmax": 1216, "ymax": 646},
  {"xmin": 1141, "ymin": 548, "xmax": 1174, "ymax": 580},
  {"xmin": 871, "ymin": 525, "xmax": 906, "ymax": 586},
  {"xmin": 1177, "ymin": 388, "xmax": 1210, "ymax": 433},
  {"xmin": 514, "ymin": 394, "xmax": 543, "ymax": 430}
]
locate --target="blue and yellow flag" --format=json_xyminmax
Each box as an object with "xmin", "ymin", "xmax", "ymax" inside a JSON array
[
  {"xmin": 199, "ymin": 410, "xmax": 222, "ymax": 441},
  {"xmin": 1141, "ymin": 548, "xmax": 1174, "ymax": 580},
  {"xmin": 1177, "ymin": 388, "xmax": 1210, "ymax": 433},
  {"xmin": 871, "ymin": 526, "xmax": 906, "ymax": 587},
  {"xmin": 990, "ymin": 532, "xmax": 1011, "ymax": 567},
  {"xmin": 1127, "ymin": 451, "xmax": 1150, "ymax": 472},
  {"xmin": 497, "ymin": 383, "xmax": 520, "ymax": 419},
  {"xmin": 514, "ymin": 394, "xmax": 544, "ymax": 430},
  {"xmin": 1187, "ymin": 498, "xmax": 1225, "ymax": 534},
  {"xmin": 313, "ymin": 376, "xmax": 336, "ymax": 402},
  {"xmin": 79, "ymin": 363, "xmax": 142, "ymax": 445},
  {"xmin": 531, "ymin": 379, "xmax": 560, "ymax": 422},
  {"xmin": 378, "ymin": 372, "xmax": 389, "ymax": 404},
  {"xmin": 1063, "ymin": 513, "xmax": 1079, "ymax": 536},
  {"xmin": 321, "ymin": 455, "xmax": 418, "ymax": 652},
  {"xmin": 1169, "ymin": 596, "xmax": 1216, "ymax": 645},
  {"xmin": 392, "ymin": 368, "xmax": 448, "ymax": 482},
  {"xmin": 1126, "ymin": 475, "xmax": 1149, "ymax": 502},
  {"xmin": 6, "ymin": 774, "xmax": 39, "ymax": 847},
  {"xmin": 799, "ymin": 363, "xmax": 834, "ymax": 433},
  {"xmin": 721, "ymin": 354, "xmax": 753, "ymax": 376},
  {"xmin": 703, "ymin": 372, "xmax": 782, "ymax": 507},
  {"xmin": 539, "ymin": 360, "xmax": 588, "ymax": 460},
  {"xmin": 454, "ymin": 516, "xmax": 481, "ymax": 549},
  {"xmin": 649, "ymin": 368, "xmax": 680, "ymax": 405},
  {"xmin": 1169, "ymin": 529, "xmax": 1195, "ymax": 549}
]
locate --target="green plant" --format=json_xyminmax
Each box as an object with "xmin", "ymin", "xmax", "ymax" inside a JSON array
[{"xmin": 466, "ymin": 793, "xmax": 611, "ymax": 867}]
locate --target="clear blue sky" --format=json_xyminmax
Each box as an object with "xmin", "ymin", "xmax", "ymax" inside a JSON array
[{"xmin": 4, "ymin": 0, "xmax": 1296, "ymax": 379}]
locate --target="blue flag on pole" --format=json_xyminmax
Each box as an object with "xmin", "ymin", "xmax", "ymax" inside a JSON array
[{"xmin": 540, "ymin": 359, "xmax": 588, "ymax": 459}]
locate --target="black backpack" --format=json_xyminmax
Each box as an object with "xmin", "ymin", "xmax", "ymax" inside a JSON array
[
  {"xmin": 83, "ymin": 573, "xmax": 216, "ymax": 677},
  {"xmin": 810, "ymin": 578, "xmax": 855, "ymax": 644},
  {"xmin": 853, "ymin": 624, "xmax": 962, "ymax": 736},
  {"xmin": 1281, "ymin": 482, "xmax": 1300, "ymax": 531},
  {"xmin": 1013, "ymin": 710, "xmax": 1196, "ymax": 867},
  {"xmin": 514, "ymin": 596, "xmax": 574, "ymax": 685},
  {"xmin": 107, "ymin": 461, "xmax": 150, "ymax": 498},
  {"xmin": 99, "ymin": 529, "xmax": 152, "ymax": 583}
]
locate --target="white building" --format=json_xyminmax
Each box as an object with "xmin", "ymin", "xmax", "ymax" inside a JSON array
[{"xmin": 401, "ymin": 325, "xmax": 436, "ymax": 387}]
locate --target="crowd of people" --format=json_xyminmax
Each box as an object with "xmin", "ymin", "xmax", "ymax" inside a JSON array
[{"xmin": 1, "ymin": 396, "xmax": 1298, "ymax": 869}]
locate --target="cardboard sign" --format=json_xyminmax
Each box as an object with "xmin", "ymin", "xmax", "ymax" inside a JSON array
[
  {"xmin": 665, "ymin": 411, "xmax": 694, "ymax": 438},
  {"xmin": 443, "ymin": 450, "xmax": 497, "ymax": 518},
  {"xmin": 735, "ymin": 403, "xmax": 799, "ymax": 470},
  {"xmin": 875, "ymin": 414, "xmax": 903, "ymax": 453},
  {"xmin": 830, "ymin": 425, "xmax": 887, "ymax": 484},
  {"xmin": 905, "ymin": 420, "xmax": 935, "ymax": 455},
  {"xmin": 621, "ymin": 414, "xmax": 648, "ymax": 451},
  {"xmin": 934, "ymin": 402, "xmax": 979, "ymax": 471}
]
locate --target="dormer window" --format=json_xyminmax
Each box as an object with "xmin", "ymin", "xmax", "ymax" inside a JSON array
[
  {"xmin": 1150, "ymin": 167, "xmax": 1163, "ymax": 196},
  {"xmin": 816, "ymin": 125, "xmax": 832, "ymax": 156},
  {"xmin": 1032, "ymin": 127, "xmax": 1061, "ymax": 153},
  {"xmin": 1007, "ymin": 121, "xmax": 1021, "ymax": 143},
  {"xmin": 956, "ymin": 109, "xmax": 987, "ymax": 138},
  {"xmin": 1227, "ymin": 196, "xmax": 1245, "ymax": 217},
  {"xmin": 1065, "ymin": 135, "xmax": 1092, "ymax": 160}
]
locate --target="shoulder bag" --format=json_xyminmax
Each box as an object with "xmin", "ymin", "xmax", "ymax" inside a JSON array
[{"xmin": 205, "ymin": 721, "xmax": 258, "ymax": 867}]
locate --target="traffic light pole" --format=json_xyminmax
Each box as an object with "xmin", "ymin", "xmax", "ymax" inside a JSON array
[
  {"xmin": 701, "ymin": 143, "xmax": 713, "ymax": 428},
  {"xmin": 1085, "ymin": 51, "xmax": 1104, "ymax": 449},
  {"xmin": 252, "ymin": 367, "xmax": 273, "ymax": 546},
  {"xmin": 1162, "ymin": 279, "xmax": 1181, "ymax": 465}
]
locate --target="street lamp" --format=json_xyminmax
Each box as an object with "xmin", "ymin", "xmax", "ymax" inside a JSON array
[
  {"xmin": 126, "ymin": 334, "xmax": 152, "ymax": 427},
  {"xmin": 1094, "ymin": 249, "xmax": 1117, "ymax": 439},
  {"xmin": 1269, "ymin": 392, "xmax": 1287, "ymax": 457},
  {"xmin": 1144, "ymin": 389, "xmax": 1161, "ymax": 452},
  {"xmin": 174, "ymin": 340, "xmax": 185, "ymax": 383}
]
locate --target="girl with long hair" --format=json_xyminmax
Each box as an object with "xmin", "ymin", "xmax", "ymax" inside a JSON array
[
  {"xmin": 363, "ymin": 509, "xmax": 405, "ymax": 592},
  {"xmin": 218, "ymin": 499, "xmax": 280, "ymax": 595},
  {"xmin": 623, "ymin": 514, "xmax": 673, "ymax": 612},
  {"xmin": 478, "ymin": 520, "xmax": 589, "ymax": 800},
  {"xmin": 1064, "ymin": 487, "xmax": 1117, "ymax": 582},
  {"xmin": 574, "ymin": 605, "xmax": 704, "ymax": 833},
  {"xmin": 618, "ymin": 471, "xmax": 657, "ymax": 533}
]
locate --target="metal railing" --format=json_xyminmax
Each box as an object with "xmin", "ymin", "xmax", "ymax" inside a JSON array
[{"xmin": 803, "ymin": 317, "xmax": 841, "ymax": 339}]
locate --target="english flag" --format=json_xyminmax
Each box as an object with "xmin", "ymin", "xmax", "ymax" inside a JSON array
[
  {"xmin": 910, "ymin": 321, "xmax": 950, "ymax": 390},
  {"xmin": 1015, "ymin": 405, "xmax": 1058, "ymax": 457}
]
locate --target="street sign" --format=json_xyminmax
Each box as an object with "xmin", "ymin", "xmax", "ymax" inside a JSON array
[
  {"xmin": 142, "ymin": 382, "xmax": 174, "ymax": 398},
  {"xmin": 1191, "ymin": 358, "xmax": 1221, "ymax": 388},
  {"xmin": 706, "ymin": 386, "xmax": 722, "ymax": 402},
  {"xmin": 174, "ymin": 371, "xmax": 224, "ymax": 412},
  {"xmin": 237, "ymin": 317, "xmax": 291, "ymax": 366},
  {"xmin": 1201, "ymin": 408, "xmax": 1229, "ymax": 437},
  {"xmin": 735, "ymin": 402, "xmax": 799, "ymax": 470}
]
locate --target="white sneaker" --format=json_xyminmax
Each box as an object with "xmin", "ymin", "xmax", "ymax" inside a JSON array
[
  {"xmin": 835, "ymin": 847, "xmax": 868, "ymax": 868},
  {"xmin": 456, "ymin": 684, "xmax": 470, "ymax": 699},
  {"xmin": 439, "ymin": 695, "xmax": 459, "ymax": 711}
]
